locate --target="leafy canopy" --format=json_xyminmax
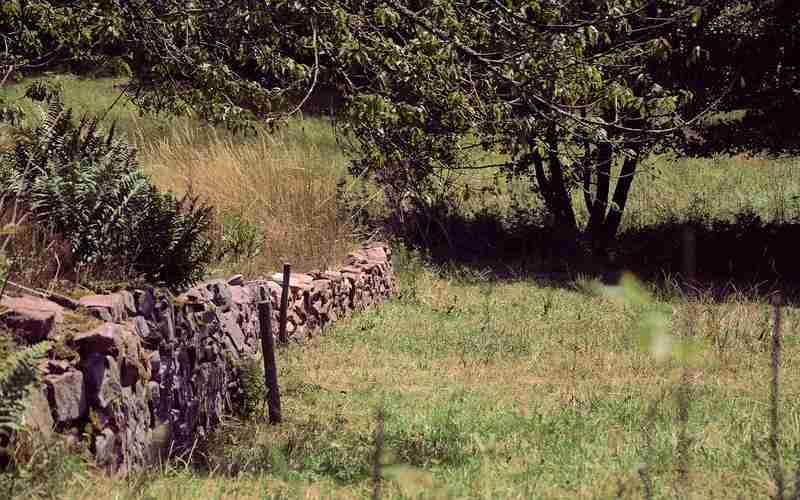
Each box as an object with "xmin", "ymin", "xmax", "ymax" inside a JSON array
[
  {"xmin": 5, "ymin": 0, "xmax": 792, "ymax": 247},
  {"xmin": 330, "ymin": 0, "xmax": 706, "ymax": 244},
  {"xmin": 664, "ymin": 0, "xmax": 800, "ymax": 155}
]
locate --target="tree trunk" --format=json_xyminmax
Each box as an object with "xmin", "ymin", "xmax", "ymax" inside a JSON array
[
  {"xmin": 549, "ymin": 154, "xmax": 578, "ymax": 232},
  {"xmin": 544, "ymin": 125, "xmax": 578, "ymax": 233},
  {"xmin": 586, "ymin": 141, "xmax": 612, "ymax": 238},
  {"xmin": 532, "ymin": 149, "xmax": 577, "ymax": 233},
  {"xmin": 603, "ymin": 154, "xmax": 638, "ymax": 239},
  {"xmin": 527, "ymin": 136, "xmax": 637, "ymax": 251},
  {"xmin": 582, "ymin": 157, "xmax": 594, "ymax": 215},
  {"xmin": 531, "ymin": 151, "xmax": 555, "ymax": 213}
]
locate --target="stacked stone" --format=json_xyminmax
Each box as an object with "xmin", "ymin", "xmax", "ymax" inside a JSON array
[{"xmin": 0, "ymin": 242, "xmax": 396, "ymax": 474}]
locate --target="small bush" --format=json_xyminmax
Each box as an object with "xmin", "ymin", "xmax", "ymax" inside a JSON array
[
  {"xmin": 0, "ymin": 430, "xmax": 88, "ymax": 499},
  {"xmin": 237, "ymin": 357, "xmax": 266, "ymax": 420},
  {"xmin": 196, "ymin": 412, "xmax": 374, "ymax": 483},
  {"xmin": 217, "ymin": 211, "xmax": 262, "ymax": 262},
  {"xmin": 388, "ymin": 408, "xmax": 473, "ymax": 468},
  {"xmin": 197, "ymin": 420, "xmax": 288, "ymax": 477},
  {"xmin": 0, "ymin": 91, "xmax": 214, "ymax": 289}
]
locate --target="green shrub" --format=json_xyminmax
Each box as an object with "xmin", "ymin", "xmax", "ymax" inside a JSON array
[
  {"xmin": 217, "ymin": 211, "xmax": 262, "ymax": 262},
  {"xmin": 237, "ymin": 357, "xmax": 266, "ymax": 420},
  {"xmin": 0, "ymin": 92, "xmax": 214, "ymax": 289},
  {"xmin": 0, "ymin": 431, "xmax": 88, "ymax": 499}
]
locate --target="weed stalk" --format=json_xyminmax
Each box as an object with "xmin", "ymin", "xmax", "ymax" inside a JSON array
[
  {"xmin": 638, "ymin": 464, "xmax": 654, "ymax": 500},
  {"xmin": 770, "ymin": 291, "xmax": 785, "ymax": 500},
  {"xmin": 793, "ymin": 469, "xmax": 800, "ymax": 500},
  {"xmin": 675, "ymin": 297, "xmax": 695, "ymax": 497},
  {"xmin": 676, "ymin": 367, "xmax": 691, "ymax": 497},
  {"xmin": 372, "ymin": 408, "xmax": 385, "ymax": 500},
  {"xmin": 0, "ymin": 256, "xmax": 14, "ymax": 301},
  {"xmin": 639, "ymin": 391, "xmax": 663, "ymax": 500}
]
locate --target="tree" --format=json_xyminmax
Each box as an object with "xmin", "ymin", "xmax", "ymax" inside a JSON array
[
  {"xmin": 333, "ymin": 0, "xmax": 706, "ymax": 248},
  {"xmin": 1, "ymin": 1, "xmax": 333, "ymax": 130},
  {"xmin": 2, "ymin": 1, "xmax": 717, "ymax": 249},
  {"xmin": 0, "ymin": 0, "xmax": 115, "ymax": 121},
  {"xmin": 98, "ymin": 0, "xmax": 710, "ymax": 247},
  {"xmin": 663, "ymin": 0, "xmax": 800, "ymax": 155}
]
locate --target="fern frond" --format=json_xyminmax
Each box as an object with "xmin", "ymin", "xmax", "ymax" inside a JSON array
[
  {"xmin": 0, "ymin": 341, "xmax": 50, "ymax": 436},
  {"xmin": 5, "ymin": 97, "xmax": 215, "ymax": 288}
]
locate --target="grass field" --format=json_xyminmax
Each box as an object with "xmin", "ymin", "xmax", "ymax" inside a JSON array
[
  {"xmin": 139, "ymin": 118, "xmax": 356, "ymax": 276},
  {"xmin": 430, "ymin": 151, "xmax": 800, "ymax": 244},
  {"xmin": 19, "ymin": 254, "xmax": 798, "ymax": 499},
  {"xmin": 3, "ymin": 76, "xmax": 800, "ymax": 499}
]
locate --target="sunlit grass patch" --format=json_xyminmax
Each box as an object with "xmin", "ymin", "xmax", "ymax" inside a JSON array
[
  {"xmin": 0, "ymin": 74, "xmax": 178, "ymax": 144},
  {"xmin": 138, "ymin": 120, "xmax": 356, "ymax": 276},
  {"xmin": 622, "ymin": 153, "xmax": 800, "ymax": 230},
  {"xmin": 87, "ymin": 261, "xmax": 794, "ymax": 499}
]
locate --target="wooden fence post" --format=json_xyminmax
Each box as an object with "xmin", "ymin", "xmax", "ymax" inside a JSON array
[
  {"xmin": 258, "ymin": 300, "xmax": 282, "ymax": 424},
  {"xmin": 279, "ymin": 262, "xmax": 291, "ymax": 344}
]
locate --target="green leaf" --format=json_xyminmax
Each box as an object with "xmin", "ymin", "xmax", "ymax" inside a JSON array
[
  {"xmin": 0, "ymin": 341, "xmax": 50, "ymax": 436},
  {"xmin": 691, "ymin": 7, "xmax": 703, "ymax": 28},
  {"xmin": 600, "ymin": 273, "xmax": 702, "ymax": 366}
]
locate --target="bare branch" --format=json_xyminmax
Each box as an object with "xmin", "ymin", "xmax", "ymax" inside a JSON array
[{"xmin": 279, "ymin": 20, "xmax": 320, "ymax": 120}]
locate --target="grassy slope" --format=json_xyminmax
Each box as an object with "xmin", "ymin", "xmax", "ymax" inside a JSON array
[
  {"xmin": 438, "ymin": 150, "xmax": 800, "ymax": 236},
  {"xmin": 3, "ymin": 76, "xmax": 799, "ymax": 235},
  {"xmin": 620, "ymin": 153, "xmax": 800, "ymax": 231},
  {"xmin": 3, "ymin": 76, "xmax": 799, "ymax": 276},
  {"xmin": 139, "ymin": 119, "xmax": 356, "ymax": 275},
  {"xmin": 0, "ymin": 74, "xmax": 176, "ymax": 144}
]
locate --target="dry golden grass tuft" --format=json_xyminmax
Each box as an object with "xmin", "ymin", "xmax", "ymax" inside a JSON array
[
  {"xmin": 0, "ymin": 195, "xmax": 79, "ymax": 291},
  {"xmin": 138, "ymin": 121, "xmax": 357, "ymax": 277}
]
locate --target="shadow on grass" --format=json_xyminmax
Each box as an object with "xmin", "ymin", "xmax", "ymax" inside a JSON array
[
  {"xmin": 392, "ymin": 209, "xmax": 800, "ymax": 301},
  {"xmin": 619, "ymin": 217, "xmax": 800, "ymax": 297}
]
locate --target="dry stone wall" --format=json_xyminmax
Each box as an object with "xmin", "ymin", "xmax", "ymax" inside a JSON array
[{"xmin": 0, "ymin": 242, "xmax": 396, "ymax": 474}]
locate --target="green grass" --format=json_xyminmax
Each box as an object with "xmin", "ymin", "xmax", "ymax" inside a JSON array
[
  {"xmin": 0, "ymin": 73, "xmax": 348, "ymax": 154},
  {"xmin": 436, "ymin": 151, "xmax": 800, "ymax": 236},
  {"xmin": 0, "ymin": 74, "xmax": 180, "ymax": 145},
  {"xmin": 3, "ymin": 75, "xmax": 800, "ymax": 499},
  {"xmin": 621, "ymin": 153, "xmax": 800, "ymax": 230},
  {"xmin": 33, "ymin": 253, "xmax": 799, "ymax": 499}
]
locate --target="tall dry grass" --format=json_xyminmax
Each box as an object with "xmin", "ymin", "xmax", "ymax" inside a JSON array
[{"xmin": 137, "ymin": 122, "xmax": 358, "ymax": 277}]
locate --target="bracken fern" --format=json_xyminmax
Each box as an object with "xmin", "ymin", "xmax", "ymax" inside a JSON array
[
  {"xmin": 0, "ymin": 92, "xmax": 214, "ymax": 289},
  {"xmin": 0, "ymin": 341, "xmax": 49, "ymax": 438}
]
